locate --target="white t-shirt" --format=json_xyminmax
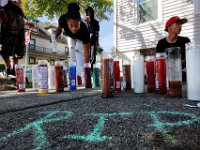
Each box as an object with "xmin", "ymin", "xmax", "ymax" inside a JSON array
[{"xmin": 0, "ymin": 0, "xmax": 8, "ymax": 7}]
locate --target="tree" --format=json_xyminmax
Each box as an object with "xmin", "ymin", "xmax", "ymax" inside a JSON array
[
  {"xmin": 22, "ymin": 0, "xmax": 113, "ymax": 21},
  {"xmin": 96, "ymin": 46, "xmax": 104, "ymax": 54}
]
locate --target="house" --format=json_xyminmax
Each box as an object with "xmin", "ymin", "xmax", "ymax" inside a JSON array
[
  {"xmin": 113, "ymin": 0, "xmax": 200, "ymax": 61},
  {"xmin": 24, "ymin": 21, "xmax": 69, "ymax": 66}
]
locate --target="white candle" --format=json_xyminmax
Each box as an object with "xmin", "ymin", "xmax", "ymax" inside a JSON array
[
  {"xmin": 48, "ymin": 65, "xmax": 55, "ymax": 90},
  {"xmin": 186, "ymin": 45, "xmax": 200, "ymax": 101},
  {"xmin": 32, "ymin": 65, "xmax": 39, "ymax": 91},
  {"xmin": 133, "ymin": 56, "xmax": 145, "ymax": 93}
]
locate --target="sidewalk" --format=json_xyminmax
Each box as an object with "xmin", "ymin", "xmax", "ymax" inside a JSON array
[
  {"xmin": 0, "ymin": 86, "xmax": 200, "ymax": 149},
  {"xmin": 0, "ymin": 88, "xmax": 101, "ymax": 114}
]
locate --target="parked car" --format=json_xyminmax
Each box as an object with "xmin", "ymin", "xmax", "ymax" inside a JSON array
[{"xmin": 25, "ymin": 66, "xmax": 32, "ymax": 83}]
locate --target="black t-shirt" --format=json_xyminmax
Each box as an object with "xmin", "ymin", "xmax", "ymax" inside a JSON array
[
  {"xmin": 58, "ymin": 14, "xmax": 90, "ymax": 44},
  {"xmin": 156, "ymin": 36, "xmax": 190, "ymax": 60},
  {"xmin": 4, "ymin": 1, "xmax": 24, "ymax": 17}
]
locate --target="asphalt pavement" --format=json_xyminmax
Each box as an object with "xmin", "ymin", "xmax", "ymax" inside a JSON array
[{"xmin": 0, "ymin": 87, "xmax": 200, "ymax": 150}]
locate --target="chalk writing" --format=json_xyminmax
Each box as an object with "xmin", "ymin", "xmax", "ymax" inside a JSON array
[
  {"xmin": 0, "ymin": 110, "xmax": 73, "ymax": 150},
  {"xmin": 0, "ymin": 110, "xmax": 199, "ymax": 149},
  {"xmin": 149, "ymin": 111, "xmax": 199, "ymax": 144},
  {"xmin": 65, "ymin": 112, "xmax": 133, "ymax": 142}
]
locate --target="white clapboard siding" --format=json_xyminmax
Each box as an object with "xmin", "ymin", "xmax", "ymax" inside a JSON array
[{"xmin": 114, "ymin": 0, "xmax": 200, "ymax": 60}]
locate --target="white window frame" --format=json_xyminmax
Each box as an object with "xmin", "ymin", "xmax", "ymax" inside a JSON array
[
  {"xmin": 50, "ymin": 60, "xmax": 55, "ymax": 66},
  {"xmin": 137, "ymin": 0, "xmax": 162, "ymax": 25},
  {"xmin": 29, "ymin": 57, "xmax": 35, "ymax": 64},
  {"xmin": 29, "ymin": 38, "xmax": 36, "ymax": 50}
]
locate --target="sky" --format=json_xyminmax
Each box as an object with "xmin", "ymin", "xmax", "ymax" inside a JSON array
[
  {"xmin": 39, "ymin": 14, "xmax": 113, "ymax": 52},
  {"xmin": 99, "ymin": 14, "xmax": 114, "ymax": 51}
]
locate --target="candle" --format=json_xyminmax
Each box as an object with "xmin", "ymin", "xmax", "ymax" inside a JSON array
[
  {"xmin": 101, "ymin": 58, "xmax": 114, "ymax": 98},
  {"xmin": 146, "ymin": 56, "xmax": 155, "ymax": 92},
  {"xmin": 114, "ymin": 60, "xmax": 121, "ymax": 93},
  {"xmin": 133, "ymin": 56, "xmax": 144, "ymax": 93},
  {"xmin": 84, "ymin": 63, "xmax": 92, "ymax": 88},
  {"xmin": 155, "ymin": 53, "xmax": 166, "ymax": 94}
]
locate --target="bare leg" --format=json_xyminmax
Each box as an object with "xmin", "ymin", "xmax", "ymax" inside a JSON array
[
  {"xmin": 1, "ymin": 55, "xmax": 12, "ymax": 76},
  {"xmin": 2, "ymin": 55, "xmax": 11, "ymax": 68},
  {"xmin": 13, "ymin": 57, "xmax": 19, "ymax": 66},
  {"xmin": 12, "ymin": 57, "xmax": 19, "ymax": 76}
]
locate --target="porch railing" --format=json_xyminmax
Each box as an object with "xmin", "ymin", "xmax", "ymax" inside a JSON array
[{"xmin": 29, "ymin": 45, "xmax": 68, "ymax": 56}]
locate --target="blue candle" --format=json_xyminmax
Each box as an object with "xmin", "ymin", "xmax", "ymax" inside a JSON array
[{"xmin": 69, "ymin": 65, "xmax": 76, "ymax": 90}]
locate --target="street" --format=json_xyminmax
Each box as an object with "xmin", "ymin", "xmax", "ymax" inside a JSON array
[{"xmin": 0, "ymin": 88, "xmax": 200, "ymax": 150}]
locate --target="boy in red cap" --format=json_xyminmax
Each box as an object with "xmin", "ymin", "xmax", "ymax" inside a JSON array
[{"xmin": 156, "ymin": 16, "xmax": 190, "ymax": 81}]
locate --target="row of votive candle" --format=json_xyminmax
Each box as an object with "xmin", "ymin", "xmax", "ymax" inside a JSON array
[
  {"xmin": 31, "ymin": 60, "xmax": 94, "ymax": 94},
  {"xmin": 102, "ymin": 53, "xmax": 182, "ymax": 98}
]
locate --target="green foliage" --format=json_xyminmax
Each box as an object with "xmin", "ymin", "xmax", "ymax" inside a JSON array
[
  {"xmin": 0, "ymin": 64, "xmax": 5, "ymax": 72},
  {"xmin": 97, "ymin": 46, "xmax": 104, "ymax": 54},
  {"xmin": 22, "ymin": 0, "xmax": 113, "ymax": 22}
]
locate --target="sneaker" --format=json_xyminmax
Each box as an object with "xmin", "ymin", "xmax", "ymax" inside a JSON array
[
  {"xmin": 0, "ymin": 71, "xmax": 8, "ymax": 79},
  {"xmin": 0, "ymin": 69, "xmax": 15, "ymax": 80},
  {"xmin": 7, "ymin": 68, "xmax": 16, "ymax": 76}
]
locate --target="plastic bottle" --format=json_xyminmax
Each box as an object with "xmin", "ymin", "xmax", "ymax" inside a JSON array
[
  {"xmin": 69, "ymin": 62, "xmax": 77, "ymax": 90},
  {"xmin": 54, "ymin": 61, "xmax": 64, "ymax": 92},
  {"xmin": 15, "ymin": 64, "xmax": 25, "ymax": 92},
  {"xmin": 38, "ymin": 60, "xmax": 48, "ymax": 94}
]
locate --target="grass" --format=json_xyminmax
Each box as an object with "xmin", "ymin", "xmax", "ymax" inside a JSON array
[{"xmin": 0, "ymin": 78, "xmax": 16, "ymax": 91}]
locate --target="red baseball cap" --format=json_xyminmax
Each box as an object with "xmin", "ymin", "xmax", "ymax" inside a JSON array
[{"xmin": 165, "ymin": 16, "xmax": 187, "ymax": 31}]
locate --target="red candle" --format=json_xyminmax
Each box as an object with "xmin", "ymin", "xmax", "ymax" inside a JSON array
[
  {"xmin": 114, "ymin": 60, "xmax": 121, "ymax": 93},
  {"xmin": 84, "ymin": 63, "xmax": 92, "ymax": 88},
  {"xmin": 122, "ymin": 63, "xmax": 131, "ymax": 91},
  {"xmin": 155, "ymin": 56, "xmax": 166, "ymax": 94},
  {"xmin": 146, "ymin": 59, "xmax": 155, "ymax": 92},
  {"xmin": 54, "ymin": 65, "xmax": 64, "ymax": 92},
  {"xmin": 125, "ymin": 64, "xmax": 131, "ymax": 90},
  {"xmin": 102, "ymin": 58, "xmax": 114, "ymax": 98},
  {"xmin": 77, "ymin": 75, "xmax": 82, "ymax": 86}
]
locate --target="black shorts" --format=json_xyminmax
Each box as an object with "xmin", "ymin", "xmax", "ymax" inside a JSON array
[{"xmin": 0, "ymin": 10, "xmax": 25, "ymax": 59}]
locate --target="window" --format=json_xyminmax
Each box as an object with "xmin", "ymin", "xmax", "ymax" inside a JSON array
[
  {"xmin": 29, "ymin": 39, "xmax": 36, "ymax": 50},
  {"xmin": 29, "ymin": 57, "xmax": 35, "ymax": 64},
  {"xmin": 50, "ymin": 60, "xmax": 55, "ymax": 66},
  {"xmin": 138, "ymin": 0, "xmax": 158, "ymax": 24}
]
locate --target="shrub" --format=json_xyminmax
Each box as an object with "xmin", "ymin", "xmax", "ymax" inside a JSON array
[{"xmin": 0, "ymin": 64, "xmax": 5, "ymax": 72}]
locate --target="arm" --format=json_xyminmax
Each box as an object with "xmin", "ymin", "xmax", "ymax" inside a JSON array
[
  {"xmin": 85, "ymin": 16, "xmax": 90, "ymax": 27},
  {"xmin": 23, "ymin": 18, "xmax": 35, "ymax": 28},
  {"xmin": 82, "ymin": 22, "xmax": 90, "ymax": 63},
  {"xmin": 55, "ymin": 26, "xmax": 63, "ymax": 40},
  {"xmin": 182, "ymin": 37, "xmax": 191, "ymax": 72},
  {"xmin": 96, "ymin": 21, "xmax": 100, "ymax": 46},
  {"xmin": 96, "ymin": 32, "xmax": 99, "ymax": 46},
  {"xmin": 83, "ymin": 43, "xmax": 90, "ymax": 63}
]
